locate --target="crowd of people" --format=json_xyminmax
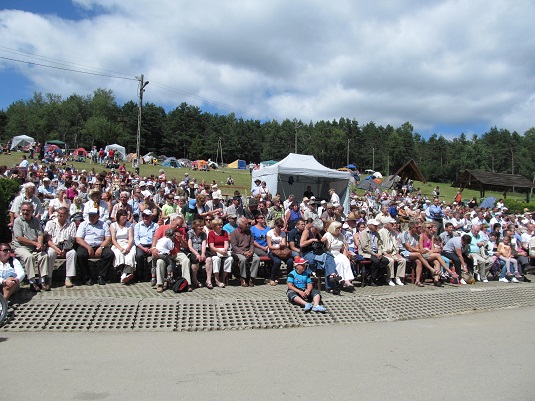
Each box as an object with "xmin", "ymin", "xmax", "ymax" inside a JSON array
[{"xmin": 2, "ymin": 154, "xmax": 535, "ymax": 314}]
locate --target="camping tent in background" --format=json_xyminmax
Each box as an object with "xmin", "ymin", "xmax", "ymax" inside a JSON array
[
  {"xmin": 260, "ymin": 160, "xmax": 277, "ymax": 168},
  {"xmin": 228, "ymin": 159, "xmax": 246, "ymax": 169},
  {"xmin": 252, "ymin": 153, "xmax": 352, "ymax": 211},
  {"xmin": 161, "ymin": 157, "xmax": 180, "ymax": 168},
  {"xmin": 357, "ymin": 178, "xmax": 383, "ymax": 191},
  {"xmin": 143, "ymin": 152, "xmax": 157, "ymax": 163},
  {"xmin": 45, "ymin": 140, "xmax": 66, "ymax": 149},
  {"xmin": 73, "ymin": 148, "xmax": 88, "ymax": 157},
  {"xmin": 104, "ymin": 144, "xmax": 126, "ymax": 160},
  {"xmin": 192, "ymin": 160, "xmax": 208, "ymax": 171},
  {"xmin": 10, "ymin": 135, "xmax": 34, "ymax": 150},
  {"xmin": 126, "ymin": 153, "xmax": 138, "ymax": 163}
]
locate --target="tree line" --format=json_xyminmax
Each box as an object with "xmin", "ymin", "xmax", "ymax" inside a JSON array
[{"xmin": 1, "ymin": 89, "xmax": 534, "ymax": 184}]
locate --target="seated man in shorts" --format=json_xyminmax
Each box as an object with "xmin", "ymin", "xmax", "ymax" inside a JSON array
[{"xmin": 287, "ymin": 257, "xmax": 326, "ymax": 313}]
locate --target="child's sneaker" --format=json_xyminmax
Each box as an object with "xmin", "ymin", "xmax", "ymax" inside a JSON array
[
  {"xmin": 312, "ymin": 305, "xmax": 326, "ymax": 313},
  {"xmin": 304, "ymin": 303, "xmax": 313, "ymax": 313}
]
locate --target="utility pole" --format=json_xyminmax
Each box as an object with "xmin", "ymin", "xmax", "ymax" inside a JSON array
[
  {"xmin": 294, "ymin": 119, "xmax": 302, "ymax": 153},
  {"xmin": 346, "ymin": 138, "xmax": 350, "ymax": 166},
  {"xmin": 136, "ymin": 74, "xmax": 149, "ymax": 175},
  {"xmin": 372, "ymin": 147, "xmax": 375, "ymax": 171}
]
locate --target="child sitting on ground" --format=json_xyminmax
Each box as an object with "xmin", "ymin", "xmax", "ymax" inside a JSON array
[
  {"xmin": 287, "ymin": 257, "xmax": 326, "ymax": 313},
  {"xmin": 154, "ymin": 228, "xmax": 176, "ymax": 284}
]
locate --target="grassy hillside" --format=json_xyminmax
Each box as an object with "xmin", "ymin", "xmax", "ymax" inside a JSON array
[{"xmin": 1, "ymin": 151, "xmax": 531, "ymax": 203}]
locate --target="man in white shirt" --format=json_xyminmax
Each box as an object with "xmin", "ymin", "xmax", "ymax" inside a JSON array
[
  {"xmin": 45, "ymin": 207, "xmax": 77, "ymax": 288},
  {"xmin": 18, "ymin": 154, "xmax": 29, "ymax": 169},
  {"xmin": 0, "ymin": 243, "xmax": 25, "ymax": 300}
]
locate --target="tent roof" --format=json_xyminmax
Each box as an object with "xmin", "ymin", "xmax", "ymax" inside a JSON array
[
  {"xmin": 10, "ymin": 135, "xmax": 35, "ymax": 149},
  {"xmin": 392, "ymin": 159, "xmax": 427, "ymax": 183},
  {"xmin": 46, "ymin": 140, "xmax": 66, "ymax": 146},
  {"xmin": 254, "ymin": 153, "xmax": 351, "ymax": 180},
  {"xmin": 453, "ymin": 169, "xmax": 535, "ymax": 196}
]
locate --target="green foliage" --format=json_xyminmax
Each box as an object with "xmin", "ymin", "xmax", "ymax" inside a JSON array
[
  {"xmin": 0, "ymin": 178, "xmax": 21, "ymax": 243},
  {"xmin": 502, "ymin": 198, "xmax": 535, "ymax": 214},
  {"xmin": 2, "ymin": 90, "xmax": 535, "ymax": 189}
]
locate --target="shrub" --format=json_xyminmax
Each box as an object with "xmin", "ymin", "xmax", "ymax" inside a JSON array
[
  {"xmin": 0, "ymin": 178, "xmax": 22, "ymax": 242},
  {"xmin": 502, "ymin": 198, "xmax": 535, "ymax": 214}
]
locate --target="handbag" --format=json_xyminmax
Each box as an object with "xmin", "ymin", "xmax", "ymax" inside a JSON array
[
  {"xmin": 272, "ymin": 247, "xmax": 292, "ymax": 259},
  {"xmin": 311, "ymin": 241, "xmax": 325, "ymax": 255},
  {"xmin": 461, "ymin": 271, "xmax": 476, "ymax": 284}
]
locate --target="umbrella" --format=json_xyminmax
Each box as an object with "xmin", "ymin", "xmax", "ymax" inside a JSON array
[
  {"xmin": 479, "ymin": 197, "xmax": 496, "ymax": 209},
  {"xmin": 373, "ymin": 172, "xmax": 383, "ymax": 179},
  {"xmin": 346, "ymin": 164, "xmax": 356, "ymax": 169}
]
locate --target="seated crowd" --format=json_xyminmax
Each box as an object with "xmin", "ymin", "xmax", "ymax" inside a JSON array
[{"xmin": 2, "ymin": 161, "xmax": 535, "ymax": 311}]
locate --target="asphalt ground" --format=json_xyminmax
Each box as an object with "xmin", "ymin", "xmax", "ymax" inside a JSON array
[{"xmin": 1, "ymin": 305, "xmax": 534, "ymax": 401}]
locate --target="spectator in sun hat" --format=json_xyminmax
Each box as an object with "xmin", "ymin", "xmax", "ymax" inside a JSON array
[
  {"xmin": 251, "ymin": 178, "xmax": 262, "ymax": 197},
  {"xmin": 287, "ymin": 257, "xmax": 326, "ymax": 313}
]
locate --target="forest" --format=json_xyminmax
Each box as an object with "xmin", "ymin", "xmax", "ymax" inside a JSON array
[{"xmin": 1, "ymin": 89, "xmax": 534, "ymax": 184}]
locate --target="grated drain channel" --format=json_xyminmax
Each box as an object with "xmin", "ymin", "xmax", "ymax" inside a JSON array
[{"xmin": 2, "ymin": 283, "xmax": 535, "ymax": 332}]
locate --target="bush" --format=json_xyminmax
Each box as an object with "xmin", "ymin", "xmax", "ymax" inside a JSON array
[
  {"xmin": 0, "ymin": 178, "xmax": 21, "ymax": 243},
  {"xmin": 502, "ymin": 198, "xmax": 535, "ymax": 214}
]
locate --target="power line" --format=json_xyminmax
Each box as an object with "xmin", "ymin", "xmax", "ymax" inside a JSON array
[
  {"xmin": 0, "ymin": 47, "xmax": 269, "ymax": 119},
  {"xmin": 0, "ymin": 55, "xmax": 137, "ymax": 81},
  {"xmin": 0, "ymin": 45, "xmax": 136, "ymax": 79}
]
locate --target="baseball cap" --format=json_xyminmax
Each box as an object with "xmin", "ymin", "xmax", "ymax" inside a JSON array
[
  {"xmin": 367, "ymin": 219, "xmax": 380, "ymax": 226},
  {"xmin": 142, "ymin": 209, "xmax": 153, "ymax": 216},
  {"xmin": 88, "ymin": 208, "xmax": 99, "ymax": 215},
  {"xmin": 294, "ymin": 257, "xmax": 307, "ymax": 265}
]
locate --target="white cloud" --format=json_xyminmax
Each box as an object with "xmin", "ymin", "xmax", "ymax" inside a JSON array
[{"xmin": 1, "ymin": 0, "xmax": 535, "ymax": 135}]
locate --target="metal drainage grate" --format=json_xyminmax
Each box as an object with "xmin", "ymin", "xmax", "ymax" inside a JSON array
[
  {"xmin": 134, "ymin": 300, "xmax": 178, "ymax": 331},
  {"xmin": 90, "ymin": 301, "xmax": 139, "ymax": 331},
  {"xmin": 46, "ymin": 301, "xmax": 98, "ymax": 331},
  {"xmin": 3, "ymin": 301, "xmax": 58, "ymax": 331},
  {"xmin": 177, "ymin": 301, "xmax": 219, "ymax": 331}
]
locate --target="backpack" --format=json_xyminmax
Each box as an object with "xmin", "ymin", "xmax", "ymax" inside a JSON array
[{"xmin": 172, "ymin": 277, "xmax": 189, "ymax": 293}]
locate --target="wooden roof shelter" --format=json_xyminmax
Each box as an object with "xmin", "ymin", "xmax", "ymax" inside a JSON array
[
  {"xmin": 453, "ymin": 169, "xmax": 535, "ymax": 200},
  {"xmin": 392, "ymin": 159, "xmax": 427, "ymax": 184}
]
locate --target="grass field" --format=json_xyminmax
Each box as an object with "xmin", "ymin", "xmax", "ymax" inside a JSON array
[{"xmin": 0, "ymin": 151, "xmax": 529, "ymax": 203}]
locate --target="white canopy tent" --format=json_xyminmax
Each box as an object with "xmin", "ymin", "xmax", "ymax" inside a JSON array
[
  {"xmin": 104, "ymin": 144, "xmax": 126, "ymax": 160},
  {"xmin": 251, "ymin": 153, "xmax": 352, "ymax": 210},
  {"xmin": 10, "ymin": 135, "xmax": 35, "ymax": 150}
]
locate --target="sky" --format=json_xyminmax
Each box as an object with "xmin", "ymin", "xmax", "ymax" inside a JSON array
[{"xmin": 1, "ymin": 0, "xmax": 534, "ymax": 139}]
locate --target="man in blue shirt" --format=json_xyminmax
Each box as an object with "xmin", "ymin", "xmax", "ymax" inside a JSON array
[
  {"xmin": 75, "ymin": 207, "xmax": 113, "ymax": 285},
  {"xmin": 134, "ymin": 209, "xmax": 159, "ymax": 281},
  {"xmin": 287, "ymin": 257, "xmax": 326, "ymax": 313},
  {"xmin": 428, "ymin": 197, "xmax": 445, "ymax": 234}
]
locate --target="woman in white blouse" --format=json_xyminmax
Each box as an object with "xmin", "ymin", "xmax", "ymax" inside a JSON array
[{"xmin": 322, "ymin": 221, "xmax": 354, "ymax": 288}]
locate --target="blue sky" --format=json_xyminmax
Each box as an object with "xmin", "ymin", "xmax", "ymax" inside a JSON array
[{"xmin": 1, "ymin": 0, "xmax": 535, "ymax": 139}]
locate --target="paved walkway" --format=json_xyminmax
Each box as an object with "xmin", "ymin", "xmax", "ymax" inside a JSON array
[{"xmin": 3, "ymin": 278, "xmax": 535, "ymax": 332}]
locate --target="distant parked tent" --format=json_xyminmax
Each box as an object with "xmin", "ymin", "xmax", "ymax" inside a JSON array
[
  {"xmin": 161, "ymin": 157, "xmax": 180, "ymax": 168},
  {"xmin": 10, "ymin": 135, "xmax": 34, "ymax": 150},
  {"xmin": 126, "ymin": 153, "xmax": 137, "ymax": 163},
  {"xmin": 228, "ymin": 159, "xmax": 246, "ymax": 169},
  {"xmin": 104, "ymin": 144, "xmax": 126, "ymax": 160},
  {"xmin": 260, "ymin": 160, "xmax": 277, "ymax": 168},
  {"xmin": 143, "ymin": 152, "xmax": 158, "ymax": 164},
  {"xmin": 73, "ymin": 148, "xmax": 88, "ymax": 157}
]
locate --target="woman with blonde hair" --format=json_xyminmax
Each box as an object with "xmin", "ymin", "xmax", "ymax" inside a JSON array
[{"xmin": 322, "ymin": 221, "xmax": 354, "ymax": 288}]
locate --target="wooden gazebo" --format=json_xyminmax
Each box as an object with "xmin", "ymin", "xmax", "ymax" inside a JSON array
[
  {"xmin": 452, "ymin": 169, "xmax": 535, "ymax": 201},
  {"xmin": 392, "ymin": 159, "xmax": 427, "ymax": 184}
]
